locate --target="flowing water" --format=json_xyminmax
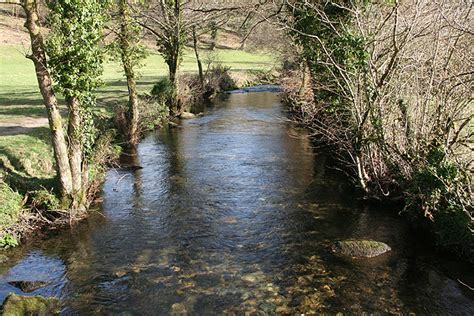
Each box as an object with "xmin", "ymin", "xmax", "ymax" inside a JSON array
[{"xmin": 0, "ymin": 91, "xmax": 473, "ymax": 314}]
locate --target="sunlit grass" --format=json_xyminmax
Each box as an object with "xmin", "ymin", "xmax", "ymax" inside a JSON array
[{"xmin": 0, "ymin": 45, "xmax": 275, "ymax": 123}]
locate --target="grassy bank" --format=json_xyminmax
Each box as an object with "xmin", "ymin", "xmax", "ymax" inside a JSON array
[{"xmin": 0, "ymin": 44, "xmax": 276, "ymax": 244}]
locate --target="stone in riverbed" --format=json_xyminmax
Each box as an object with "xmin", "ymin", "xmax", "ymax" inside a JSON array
[
  {"xmin": 1, "ymin": 293, "xmax": 60, "ymax": 315},
  {"xmin": 258, "ymin": 302, "xmax": 276, "ymax": 313},
  {"xmin": 179, "ymin": 112, "xmax": 196, "ymax": 119},
  {"xmin": 330, "ymin": 240, "xmax": 391, "ymax": 258},
  {"xmin": 171, "ymin": 302, "xmax": 187, "ymax": 314},
  {"xmin": 8, "ymin": 281, "xmax": 49, "ymax": 293}
]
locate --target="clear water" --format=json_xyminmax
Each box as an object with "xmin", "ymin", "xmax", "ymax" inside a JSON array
[{"xmin": 0, "ymin": 92, "xmax": 473, "ymax": 314}]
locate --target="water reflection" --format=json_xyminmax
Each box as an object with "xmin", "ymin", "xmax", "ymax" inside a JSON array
[{"xmin": 0, "ymin": 92, "xmax": 472, "ymax": 314}]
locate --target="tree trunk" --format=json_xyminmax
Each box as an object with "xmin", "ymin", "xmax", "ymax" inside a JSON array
[
  {"xmin": 168, "ymin": 50, "xmax": 180, "ymax": 115},
  {"xmin": 209, "ymin": 22, "xmax": 217, "ymax": 51},
  {"xmin": 192, "ymin": 26, "xmax": 204, "ymax": 86},
  {"xmin": 66, "ymin": 96, "xmax": 83, "ymax": 203},
  {"xmin": 22, "ymin": 0, "xmax": 73, "ymax": 199},
  {"xmin": 119, "ymin": 0, "xmax": 139, "ymax": 146},
  {"xmin": 125, "ymin": 71, "xmax": 139, "ymax": 145}
]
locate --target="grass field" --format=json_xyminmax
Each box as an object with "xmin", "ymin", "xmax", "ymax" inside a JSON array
[{"xmin": 0, "ymin": 45, "xmax": 275, "ymax": 123}]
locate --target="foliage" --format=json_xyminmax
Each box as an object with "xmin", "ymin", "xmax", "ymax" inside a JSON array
[
  {"xmin": 46, "ymin": 0, "xmax": 109, "ymax": 157},
  {"xmin": 107, "ymin": 1, "xmax": 147, "ymax": 71},
  {"xmin": 137, "ymin": 98, "xmax": 169, "ymax": 131},
  {"xmin": 0, "ymin": 181, "xmax": 23, "ymax": 231},
  {"xmin": 0, "ymin": 233, "xmax": 19, "ymax": 248},
  {"xmin": 284, "ymin": 0, "xmax": 473, "ymax": 260},
  {"xmin": 405, "ymin": 145, "xmax": 473, "ymax": 259},
  {"xmin": 151, "ymin": 77, "xmax": 176, "ymax": 104},
  {"xmin": 206, "ymin": 64, "xmax": 236, "ymax": 92},
  {"xmin": 291, "ymin": 0, "xmax": 367, "ymax": 111},
  {"xmin": 31, "ymin": 189, "xmax": 60, "ymax": 211},
  {"xmin": 147, "ymin": 0, "xmax": 186, "ymax": 83}
]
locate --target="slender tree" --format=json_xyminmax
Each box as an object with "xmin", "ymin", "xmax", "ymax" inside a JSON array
[
  {"xmin": 1, "ymin": 0, "xmax": 74, "ymax": 201},
  {"xmin": 192, "ymin": 25, "xmax": 204, "ymax": 86},
  {"xmin": 114, "ymin": 0, "xmax": 146, "ymax": 145},
  {"xmin": 46, "ymin": 0, "xmax": 108, "ymax": 209}
]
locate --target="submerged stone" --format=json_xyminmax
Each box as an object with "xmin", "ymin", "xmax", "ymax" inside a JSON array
[
  {"xmin": 1, "ymin": 293, "xmax": 60, "ymax": 315},
  {"xmin": 330, "ymin": 240, "xmax": 391, "ymax": 258},
  {"xmin": 8, "ymin": 281, "xmax": 49, "ymax": 293},
  {"xmin": 258, "ymin": 302, "xmax": 276, "ymax": 314},
  {"xmin": 180, "ymin": 112, "xmax": 196, "ymax": 119},
  {"xmin": 171, "ymin": 302, "xmax": 187, "ymax": 314},
  {"xmin": 0, "ymin": 255, "xmax": 9, "ymax": 264}
]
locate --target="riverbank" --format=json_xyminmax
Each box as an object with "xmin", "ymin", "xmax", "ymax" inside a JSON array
[
  {"xmin": 279, "ymin": 66, "xmax": 474, "ymax": 264},
  {"xmin": 0, "ymin": 42, "xmax": 276, "ymax": 248}
]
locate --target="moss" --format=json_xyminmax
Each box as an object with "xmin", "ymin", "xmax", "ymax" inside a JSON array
[{"xmin": 1, "ymin": 293, "xmax": 60, "ymax": 316}]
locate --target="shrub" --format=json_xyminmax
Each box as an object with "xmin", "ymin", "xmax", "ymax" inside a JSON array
[
  {"xmin": 151, "ymin": 78, "xmax": 176, "ymax": 104},
  {"xmin": 0, "ymin": 180, "xmax": 23, "ymax": 230},
  {"xmin": 207, "ymin": 64, "xmax": 236, "ymax": 92},
  {"xmin": 0, "ymin": 233, "xmax": 19, "ymax": 248},
  {"xmin": 404, "ymin": 145, "xmax": 473, "ymax": 259},
  {"xmin": 30, "ymin": 189, "xmax": 60, "ymax": 211}
]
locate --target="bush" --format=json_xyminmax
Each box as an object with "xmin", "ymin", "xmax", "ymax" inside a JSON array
[
  {"xmin": 206, "ymin": 64, "xmax": 236, "ymax": 92},
  {"xmin": 151, "ymin": 78, "xmax": 176, "ymax": 104},
  {"xmin": 404, "ymin": 145, "xmax": 473, "ymax": 259},
  {"xmin": 0, "ymin": 180, "xmax": 23, "ymax": 230},
  {"xmin": 30, "ymin": 189, "xmax": 60, "ymax": 211},
  {"xmin": 0, "ymin": 233, "xmax": 19, "ymax": 248}
]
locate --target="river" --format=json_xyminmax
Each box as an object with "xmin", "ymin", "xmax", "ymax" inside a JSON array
[{"xmin": 1, "ymin": 91, "xmax": 473, "ymax": 314}]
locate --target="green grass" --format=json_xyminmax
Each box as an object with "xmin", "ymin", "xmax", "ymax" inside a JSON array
[
  {"xmin": 0, "ymin": 45, "xmax": 275, "ymax": 123},
  {"xmin": 0, "ymin": 180, "xmax": 23, "ymax": 231},
  {"xmin": 0, "ymin": 127, "xmax": 54, "ymax": 179}
]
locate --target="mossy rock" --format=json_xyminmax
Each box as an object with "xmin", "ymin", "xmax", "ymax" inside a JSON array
[
  {"xmin": 1, "ymin": 293, "xmax": 60, "ymax": 316},
  {"xmin": 330, "ymin": 240, "xmax": 391, "ymax": 258}
]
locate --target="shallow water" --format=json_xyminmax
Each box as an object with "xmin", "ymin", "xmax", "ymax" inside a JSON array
[{"xmin": 1, "ymin": 92, "xmax": 473, "ymax": 314}]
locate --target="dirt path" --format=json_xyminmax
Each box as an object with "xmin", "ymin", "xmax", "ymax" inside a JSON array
[{"xmin": 0, "ymin": 117, "xmax": 49, "ymax": 136}]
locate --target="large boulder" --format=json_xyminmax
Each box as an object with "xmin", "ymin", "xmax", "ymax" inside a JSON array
[
  {"xmin": 330, "ymin": 240, "xmax": 391, "ymax": 258},
  {"xmin": 1, "ymin": 293, "xmax": 60, "ymax": 315}
]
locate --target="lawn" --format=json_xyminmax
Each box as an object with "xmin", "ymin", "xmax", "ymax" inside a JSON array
[{"xmin": 0, "ymin": 45, "xmax": 276, "ymax": 123}]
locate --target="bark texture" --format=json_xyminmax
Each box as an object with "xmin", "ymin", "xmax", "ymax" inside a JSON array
[{"xmin": 22, "ymin": 0, "xmax": 73, "ymax": 199}]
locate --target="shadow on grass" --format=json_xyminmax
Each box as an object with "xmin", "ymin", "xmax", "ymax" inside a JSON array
[
  {"xmin": 3, "ymin": 170, "xmax": 57, "ymax": 195},
  {"xmin": 0, "ymin": 156, "xmax": 56, "ymax": 195},
  {"xmin": 0, "ymin": 126, "xmax": 44, "ymax": 137},
  {"xmin": 103, "ymin": 76, "xmax": 163, "ymax": 88},
  {"xmin": 0, "ymin": 127, "xmax": 52, "ymax": 176},
  {"xmin": 0, "ymin": 126, "xmax": 51, "ymax": 141},
  {"xmin": 0, "ymin": 106, "xmax": 47, "ymax": 118},
  {"xmin": 0, "ymin": 91, "xmax": 44, "ymax": 107}
]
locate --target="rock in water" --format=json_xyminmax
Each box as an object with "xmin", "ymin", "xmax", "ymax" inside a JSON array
[
  {"xmin": 8, "ymin": 281, "xmax": 49, "ymax": 293},
  {"xmin": 171, "ymin": 302, "xmax": 187, "ymax": 314},
  {"xmin": 1, "ymin": 293, "xmax": 60, "ymax": 315},
  {"xmin": 330, "ymin": 240, "xmax": 391, "ymax": 258},
  {"xmin": 180, "ymin": 112, "xmax": 196, "ymax": 119}
]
